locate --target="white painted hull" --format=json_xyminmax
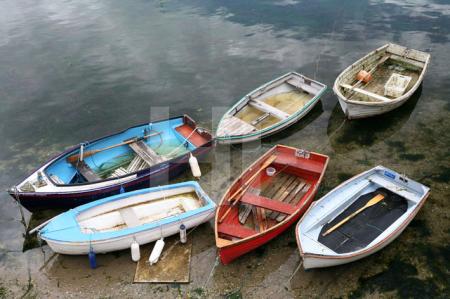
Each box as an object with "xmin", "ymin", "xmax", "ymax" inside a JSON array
[
  {"xmin": 302, "ymin": 208, "xmax": 414, "ymax": 269},
  {"xmin": 336, "ymin": 92, "xmax": 411, "ymax": 120},
  {"xmin": 333, "ymin": 43, "xmax": 430, "ymax": 119},
  {"xmin": 43, "ymin": 209, "xmax": 214, "ymax": 255},
  {"xmin": 296, "ymin": 166, "xmax": 430, "ymax": 269}
]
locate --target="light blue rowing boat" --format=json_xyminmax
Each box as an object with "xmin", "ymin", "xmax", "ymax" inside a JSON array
[{"xmin": 38, "ymin": 181, "xmax": 216, "ymax": 255}]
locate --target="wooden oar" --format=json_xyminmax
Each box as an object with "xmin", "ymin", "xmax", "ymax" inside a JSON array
[
  {"xmin": 218, "ymin": 155, "xmax": 277, "ymax": 223},
  {"xmin": 322, "ymin": 194, "xmax": 385, "ymax": 237},
  {"xmin": 66, "ymin": 132, "xmax": 162, "ymax": 163}
]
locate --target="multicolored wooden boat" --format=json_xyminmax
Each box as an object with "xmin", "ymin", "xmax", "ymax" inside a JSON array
[
  {"xmin": 8, "ymin": 115, "xmax": 213, "ymax": 211},
  {"xmin": 216, "ymin": 72, "xmax": 327, "ymax": 144},
  {"xmin": 215, "ymin": 145, "xmax": 329, "ymax": 264},
  {"xmin": 38, "ymin": 182, "xmax": 216, "ymax": 255},
  {"xmin": 296, "ymin": 166, "xmax": 430, "ymax": 269},
  {"xmin": 333, "ymin": 43, "xmax": 430, "ymax": 119}
]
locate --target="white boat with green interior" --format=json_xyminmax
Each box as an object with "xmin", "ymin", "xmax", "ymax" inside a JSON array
[{"xmin": 216, "ymin": 72, "xmax": 327, "ymax": 144}]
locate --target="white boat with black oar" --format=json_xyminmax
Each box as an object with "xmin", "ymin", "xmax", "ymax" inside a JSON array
[
  {"xmin": 35, "ymin": 181, "xmax": 216, "ymax": 256},
  {"xmin": 216, "ymin": 72, "xmax": 327, "ymax": 144},
  {"xmin": 296, "ymin": 166, "xmax": 430, "ymax": 269},
  {"xmin": 333, "ymin": 43, "xmax": 430, "ymax": 119}
]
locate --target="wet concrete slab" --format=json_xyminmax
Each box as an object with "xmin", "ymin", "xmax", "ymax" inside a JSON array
[{"xmin": 134, "ymin": 236, "xmax": 192, "ymax": 284}]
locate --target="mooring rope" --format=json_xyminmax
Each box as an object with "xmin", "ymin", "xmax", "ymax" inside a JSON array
[
  {"xmin": 164, "ymin": 126, "xmax": 205, "ymax": 159},
  {"xmin": 287, "ymin": 260, "xmax": 303, "ymax": 285},
  {"xmin": 13, "ymin": 187, "xmax": 28, "ymax": 229},
  {"xmin": 157, "ymin": 205, "xmax": 217, "ymax": 261}
]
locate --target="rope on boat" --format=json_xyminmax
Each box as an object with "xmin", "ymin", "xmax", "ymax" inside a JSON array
[
  {"xmin": 157, "ymin": 205, "xmax": 217, "ymax": 261},
  {"xmin": 204, "ymin": 255, "xmax": 220, "ymax": 288},
  {"xmin": 286, "ymin": 260, "xmax": 303, "ymax": 287},
  {"xmin": 313, "ymin": 4, "xmax": 342, "ymax": 80},
  {"xmin": 164, "ymin": 126, "xmax": 204, "ymax": 159},
  {"xmin": 13, "ymin": 187, "xmax": 28, "ymax": 229},
  {"xmin": 39, "ymin": 252, "xmax": 57, "ymax": 272}
]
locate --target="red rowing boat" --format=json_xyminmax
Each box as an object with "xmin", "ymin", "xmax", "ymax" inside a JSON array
[{"xmin": 215, "ymin": 145, "xmax": 329, "ymax": 264}]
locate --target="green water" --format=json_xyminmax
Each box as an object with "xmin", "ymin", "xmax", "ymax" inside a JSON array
[{"xmin": 0, "ymin": 0, "xmax": 448, "ymax": 298}]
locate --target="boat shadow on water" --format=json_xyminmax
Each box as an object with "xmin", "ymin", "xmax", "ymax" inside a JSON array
[
  {"xmin": 264, "ymin": 100, "xmax": 324, "ymax": 143},
  {"xmin": 228, "ymin": 100, "xmax": 324, "ymax": 153},
  {"xmin": 326, "ymin": 86, "xmax": 423, "ymax": 153}
]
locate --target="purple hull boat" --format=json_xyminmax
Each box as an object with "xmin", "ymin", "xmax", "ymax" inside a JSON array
[{"xmin": 8, "ymin": 115, "xmax": 214, "ymax": 211}]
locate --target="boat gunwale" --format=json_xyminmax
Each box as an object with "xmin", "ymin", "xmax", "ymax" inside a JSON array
[
  {"xmin": 332, "ymin": 43, "xmax": 431, "ymax": 107},
  {"xmin": 41, "ymin": 207, "xmax": 216, "ymax": 245},
  {"xmin": 214, "ymin": 144, "xmax": 329, "ymax": 250},
  {"xmin": 216, "ymin": 72, "xmax": 327, "ymax": 141},
  {"xmin": 295, "ymin": 166, "xmax": 430, "ymax": 263}
]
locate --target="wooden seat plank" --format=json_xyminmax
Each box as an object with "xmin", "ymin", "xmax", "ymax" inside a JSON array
[
  {"xmin": 390, "ymin": 54, "xmax": 425, "ymax": 69},
  {"xmin": 240, "ymin": 193, "xmax": 297, "ymax": 215},
  {"xmin": 340, "ymin": 84, "xmax": 391, "ymax": 102},
  {"xmin": 73, "ymin": 160, "xmax": 101, "ymax": 182},
  {"xmin": 248, "ymin": 99, "xmax": 290, "ymax": 120},
  {"xmin": 274, "ymin": 154, "xmax": 324, "ymax": 174},
  {"xmin": 128, "ymin": 140, "xmax": 164, "ymax": 167},
  {"xmin": 120, "ymin": 208, "xmax": 141, "ymax": 228},
  {"xmin": 286, "ymin": 79, "xmax": 319, "ymax": 95},
  {"xmin": 217, "ymin": 223, "xmax": 257, "ymax": 239}
]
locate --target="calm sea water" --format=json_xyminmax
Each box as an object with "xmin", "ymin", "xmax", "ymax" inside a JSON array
[{"xmin": 0, "ymin": 0, "xmax": 448, "ymax": 297}]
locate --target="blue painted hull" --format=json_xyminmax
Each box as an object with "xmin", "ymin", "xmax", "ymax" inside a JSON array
[{"xmin": 39, "ymin": 181, "xmax": 216, "ymax": 254}]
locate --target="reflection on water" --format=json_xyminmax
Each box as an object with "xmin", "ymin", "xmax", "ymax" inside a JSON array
[
  {"xmin": 0, "ymin": 0, "xmax": 449, "ymax": 297},
  {"xmin": 327, "ymin": 86, "xmax": 422, "ymax": 153},
  {"xmin": 263, "ymin": 100, "xmax": 324, "ymax": 144}
]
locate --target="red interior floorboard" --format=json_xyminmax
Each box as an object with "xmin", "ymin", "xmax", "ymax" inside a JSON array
[{"xmin": 175, "ymin": 124, "xmax": 208, "ymax": 147}]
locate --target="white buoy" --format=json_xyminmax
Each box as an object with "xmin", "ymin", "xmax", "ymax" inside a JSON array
[
  {"xmin": 179, "ymin": 224, "xmax": 187, "ymax": 244},
  {"xmin": 131, "ymin": 240, "xmax": 140, "ymax": 262},
  {"xmin": 189, "ymin": 153, "xmax": 201, "ymax": 178},
  {"xmin": 79, "ymin": 144, "xmax": 84, "ymax": 161},
  {"xmin": 148, "ymin": 238, "xmax": 165, "ymax": 265}
]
